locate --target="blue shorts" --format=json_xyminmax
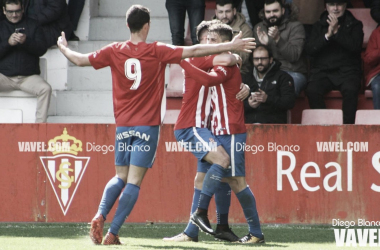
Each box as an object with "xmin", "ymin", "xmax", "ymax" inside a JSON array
[
  {"xmin": 216, "ymin": 133, "xmax": 246, "ymax": 177},
  {"xmin": 115, "ymin": 126, "xmax": 160, "ymax": 168},
  {"xmin": 174, "ymin": 127, "xmax": 221, "ymax": 162}
]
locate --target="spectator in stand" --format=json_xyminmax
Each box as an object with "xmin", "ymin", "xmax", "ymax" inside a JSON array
[
  {"xmin": 23, "ymin": 0, "xmax": 73, "ymax": 47},
  {"xmin": 305, "ymin": 0, "xmax": 363, "ymax": 124},
  {"xmin": 371, "ymin": 0, "xmax": 380, "ymax": 24},
  {"xmin": 67, "ymin": 0, "xmax": 85, "ymax": 41},
  {"xmin": 214, "ymin": 0, "xmax": 253, "ymax": 76},
  {"xmin": 243, "ymin": 45, "xmax": 295, "ymax": 124},
  {"xmin": 235, "ymin": 0, "xmax": 293, "ymax": 30},
  {"xmin": 0, "ymin": 0, "xmax": 51, "ymax": 122},
  {"xmin": 363, "ymin": 26, "xmax": 380, "ymax": 109},
  {"xmin": 253, "ymin": 0, "xmax": 307, "ymax": 96},
  {"xmin": 165, "ymin": 0, "xmax": 205, "ymax": 45}
]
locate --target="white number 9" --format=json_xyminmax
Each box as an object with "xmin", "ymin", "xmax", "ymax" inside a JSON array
[{"xmin": 125, "ymin": 58, "xmax": 142, "ymax": 90}]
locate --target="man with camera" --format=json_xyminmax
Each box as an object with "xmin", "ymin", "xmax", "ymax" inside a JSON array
[{"xmin": 0, "ymin": 0, "xmax": 51, "ymax": 123}]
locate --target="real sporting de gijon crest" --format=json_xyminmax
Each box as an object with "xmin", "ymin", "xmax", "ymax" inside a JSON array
[{"xmin": 39, "ymin": 128, "xmax": 90, "ymax": 215}]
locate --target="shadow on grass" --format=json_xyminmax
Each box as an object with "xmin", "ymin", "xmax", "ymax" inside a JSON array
[
  {"xmin": 203, "ymin": 241, "xmax": 287, "ymax": 248},
  {"xmin": 138, "ymin": 246, "xmax": 212, "ymax": 250},
  {"xmin": 121, "ymin": 224, "xmax": 335, "ymax": 244},
  {"xmin": 0, "ymin": 223, "xmax": 335, "ymax": 244}
]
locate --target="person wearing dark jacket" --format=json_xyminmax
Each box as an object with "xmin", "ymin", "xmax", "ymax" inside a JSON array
[
  {"xmin": 305, "ymin": 0, "xmax": 363, "ymax": 124},
  {"xmin": 244, "ymin": 45, "xmax": 295, "ymax": 124},
  {"xmin": 254, "ymin": 0, "xmax": 307, "ymax": 96},
  {"xmin": 23, "ymin": 0, "xmax": 72, "ymax": 47},
  {"xmin": 0, "ymin": 0, "xmax": 51, "ymax": 122}
]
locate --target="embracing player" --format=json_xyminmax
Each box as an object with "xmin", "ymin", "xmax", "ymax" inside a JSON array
[
  {"xmin": 179, "ymin": 23, "xmax": 265, "ymax": 244},
  {"xmin": 57, "ymin": 4, "xmax": 255, "ymax": 245},
  {"xmin": 163, "ymin": 20, "xmax": 250, "ymax": 243}
]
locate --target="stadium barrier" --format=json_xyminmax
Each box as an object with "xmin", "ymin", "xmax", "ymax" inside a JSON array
[{"xmin": 1, "ymin": 124, "xmax": 379, "ymax": 225}]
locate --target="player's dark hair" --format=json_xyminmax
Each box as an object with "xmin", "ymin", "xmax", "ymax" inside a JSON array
[
  {"xmin": 264, "ymin": 0, "xmax": 285, "ymax": 8},
  {"xmin": 254, "ymin": 45, "xmax": 273, "ymax": 58},
  {"xmin": 3, "ymin": 0, "xmax": 22, "ymax": 8},
  {"xmin": 216, "ymin": 0, "xmax": 236, "ymax": 8},
  {"xmin": 196, "ymin": 20, "xmax": 222, "ymax": 42},
  {"xmin": 126, "ymin": 5, "xmax": 150, "ymax": 33},
  {"xmin": 208, "ymin": 23, "xmax": 233, "ymax": 42}
]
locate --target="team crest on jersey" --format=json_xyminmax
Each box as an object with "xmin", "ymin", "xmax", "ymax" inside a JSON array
[{"xmin": 39, "ymin": 128, "xmax": 90, "ymax": 215}]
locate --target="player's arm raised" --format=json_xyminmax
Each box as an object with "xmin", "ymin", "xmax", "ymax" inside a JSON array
[
  {"xmin": 181, "ymin": 32, "xmax": 255, "ymax": 59},
  {"xmin": 57, "ymin": 32, "xmax": 92, "ymax": 66}
]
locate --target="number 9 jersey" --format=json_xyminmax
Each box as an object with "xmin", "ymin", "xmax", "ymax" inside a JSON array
[{"xmin": 88, "ymin": 41, "xmax": 183, "ymax": 127}]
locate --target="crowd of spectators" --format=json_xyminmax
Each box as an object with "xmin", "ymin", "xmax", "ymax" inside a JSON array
[{"xmin": 165, "ymin": 0, "xmax": 380, "ymax": 124}]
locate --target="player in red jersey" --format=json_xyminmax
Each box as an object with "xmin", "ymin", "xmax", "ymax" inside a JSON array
[
  {"xmin": 175, "ymin": 20, "xmax": 248, "ymax": 131},
  {"xmin": 57, "ymin": 4, "xmax": 255, "ymax": 245},
  {"xmin": 179, "ymin": 23, "xmax": 264, "ymax": 244},
  {"xmin": 164, "ymin": 20, "xmax": 249, "ymax": 243}
]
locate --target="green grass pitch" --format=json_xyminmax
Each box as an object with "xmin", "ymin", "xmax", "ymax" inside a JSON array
[{"xmin": 0, "ymin": 223, "xmax": 369, "ymax": 250}]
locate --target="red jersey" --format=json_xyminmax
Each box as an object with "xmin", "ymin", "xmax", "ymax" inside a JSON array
[
  {"xmin": 88, "ymin": 41, "xmax": 183, "ymax": 126},
  {"xmin": 180, "ymin": 60, "xmax": 246, "ymax": 135},
  {"xmin": 174, "ymin": 55, "xmax": 216, "ymax": 130}
]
